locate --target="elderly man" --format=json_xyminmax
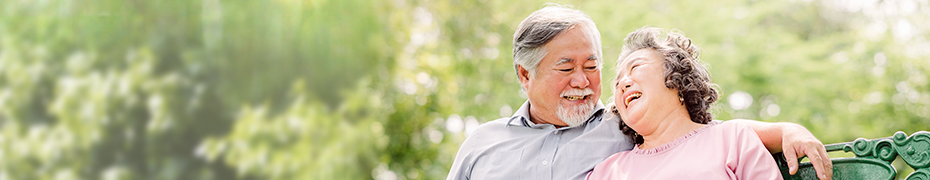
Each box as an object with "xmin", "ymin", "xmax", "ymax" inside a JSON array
[{"xmin": 447, "ymin": 4, "xmax": 833, "ymax": 180}]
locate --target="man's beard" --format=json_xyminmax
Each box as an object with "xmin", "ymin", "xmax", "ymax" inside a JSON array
[{"xmin": 557, "ymin": 88, "xmax": 596, "ymax": 127}]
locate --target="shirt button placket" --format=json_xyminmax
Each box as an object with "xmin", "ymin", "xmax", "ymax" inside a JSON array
[{"xmin": 544, "ymin": 130, "xmax": 560, "ymax": 179}]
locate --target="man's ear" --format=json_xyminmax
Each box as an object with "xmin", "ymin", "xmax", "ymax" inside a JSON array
[{"xmin": 517, "ymin": 65, "xmax": 532, "ymax": 90}]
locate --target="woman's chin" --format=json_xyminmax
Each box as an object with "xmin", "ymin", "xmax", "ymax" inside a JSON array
[{"xmin": 621, "ymin": 113, "xmax": 644, "ymax": 125}]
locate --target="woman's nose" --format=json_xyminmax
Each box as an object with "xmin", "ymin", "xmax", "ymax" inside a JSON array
[{"xmin": 617, "ymin": 77, "xmax": 632, "ymax": 92}]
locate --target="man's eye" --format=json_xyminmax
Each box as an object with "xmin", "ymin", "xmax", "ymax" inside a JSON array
[
  {"xmin": 559, "ymin": 69, "xmax": 572, "ymax": 72},
  {"xmin": 585, "ymin": 66, "xmax": 597, "ymax": 70}
]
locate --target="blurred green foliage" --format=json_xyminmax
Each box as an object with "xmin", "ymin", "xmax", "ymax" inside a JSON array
[{"xmin": 0, "ymin": 0, "xmax": 927, "ymax": 179}]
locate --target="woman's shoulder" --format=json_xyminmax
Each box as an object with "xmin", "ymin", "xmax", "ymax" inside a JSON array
[
  {"xmin": 701, "ymin": 121, "xmax": 764, "ymax": 145},
  {"xmin": 597, "ymin": 150, "xmax": 633, "ymax": 165},
  {"xmin": 587, "ymin": 151, "xmax": 634, "ymax": 180},
  {"xmin": 713, "ymin": 121, "xmax": 756, "ymax": 134}
]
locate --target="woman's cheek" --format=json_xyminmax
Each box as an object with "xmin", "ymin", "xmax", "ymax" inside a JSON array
[{"xmin": 613, "ymin": 94, "xmax": 623, "ymax": 109}]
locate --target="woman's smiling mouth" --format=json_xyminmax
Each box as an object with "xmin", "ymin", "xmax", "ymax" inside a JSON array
[{"xmin": 624, "ymin": 92, "xmax": 642, "ymax": 107}]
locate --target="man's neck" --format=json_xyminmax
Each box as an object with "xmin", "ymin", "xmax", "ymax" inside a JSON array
[{"xmin": 528, "ymin": 105, "xmax": 568, "ymax": 127}]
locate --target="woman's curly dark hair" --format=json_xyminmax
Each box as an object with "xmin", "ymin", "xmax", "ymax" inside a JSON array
[{"xmin": 609, "ymin": 27, "xmax": 719, "ymax": 145}]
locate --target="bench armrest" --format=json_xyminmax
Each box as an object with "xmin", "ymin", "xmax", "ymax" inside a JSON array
[{"xmin": 773, "ymin": 131, "xmax": 930, "ymax": 180}]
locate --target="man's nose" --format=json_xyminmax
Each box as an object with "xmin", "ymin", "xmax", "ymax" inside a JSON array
[{"xmin": 569, "ymin": 71, "xmax": 589, "ymax": 88}]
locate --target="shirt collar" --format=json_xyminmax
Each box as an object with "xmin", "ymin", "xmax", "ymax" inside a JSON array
[{"xmin": 506, "ymin": 100, "xmax": 606, "ymax": 129}]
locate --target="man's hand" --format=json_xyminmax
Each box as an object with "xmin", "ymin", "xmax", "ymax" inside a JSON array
[{"xmin": 730, "ymin": 119, "xmax": 833, "ymax": 180}]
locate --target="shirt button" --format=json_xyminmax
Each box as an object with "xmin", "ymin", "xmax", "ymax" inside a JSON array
[{"xmin": 542, "ymin": 160, "xmax": 549, "ymax": 165}]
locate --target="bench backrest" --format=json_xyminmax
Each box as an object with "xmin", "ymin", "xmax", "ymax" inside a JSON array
[{"xmin": 774, "ymin": 131, "xmax": 930, "ymax": 180}]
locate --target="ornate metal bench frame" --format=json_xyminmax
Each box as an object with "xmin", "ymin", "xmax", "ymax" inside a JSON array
[{"xmin": 775, "ymin": 131, "xmax": 930, "ymax": 180}]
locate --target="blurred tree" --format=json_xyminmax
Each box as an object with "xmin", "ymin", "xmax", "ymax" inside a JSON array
[{"xmin": 0, "ymin": 0, "xmax": 927, "ymax": 180}]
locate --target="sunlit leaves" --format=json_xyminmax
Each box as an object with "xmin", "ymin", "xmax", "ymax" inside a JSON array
[{"xmin": 1, "ymin": 0, "xmax": 928, "ymax": 180}]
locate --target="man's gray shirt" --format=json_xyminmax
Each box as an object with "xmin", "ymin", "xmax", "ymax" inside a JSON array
[{"xmin": 446, "ymin": 100, "xmax": 634, "ymax": 180}]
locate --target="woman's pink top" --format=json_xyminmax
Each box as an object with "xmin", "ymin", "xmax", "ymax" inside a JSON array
[{"xmin": 586, "ymin": 122, "xmax": 782, "ymax": 180}]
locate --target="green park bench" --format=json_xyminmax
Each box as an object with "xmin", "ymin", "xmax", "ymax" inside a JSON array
[{"xmin": 774, "ymin": 131, "xmax": 930, "ymax": 180}]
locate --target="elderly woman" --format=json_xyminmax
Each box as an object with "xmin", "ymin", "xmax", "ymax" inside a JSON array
[{"xmin": 586, "ymin": 27, "xmax": 782, "ymax": 179}]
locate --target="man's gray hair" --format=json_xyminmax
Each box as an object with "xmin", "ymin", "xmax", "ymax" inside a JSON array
[{"xmin": 512, "ymin": 4, "xmax": 602, "ymax": 78}]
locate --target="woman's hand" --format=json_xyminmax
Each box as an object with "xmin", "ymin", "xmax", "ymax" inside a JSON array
[{"xmin": 779, "ymin": 123, "xmax": 833, "ymax": 180}]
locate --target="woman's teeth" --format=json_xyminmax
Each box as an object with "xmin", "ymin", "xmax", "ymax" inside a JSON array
[{"xmin": 625, "ymin": 92, "xmax": 642, "ymax": 106}]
